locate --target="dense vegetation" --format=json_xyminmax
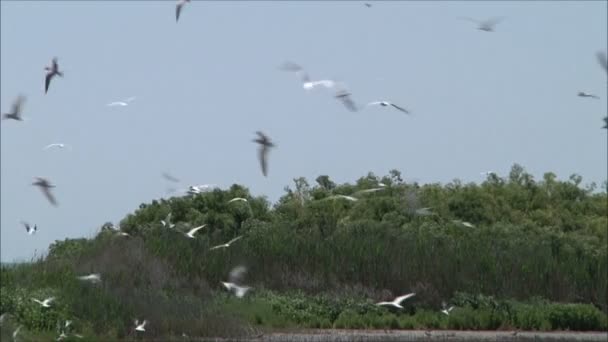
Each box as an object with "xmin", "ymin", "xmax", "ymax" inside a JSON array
[{"xmin": 1, "ymin": 164, "xmax": 607, "ymax": 340}]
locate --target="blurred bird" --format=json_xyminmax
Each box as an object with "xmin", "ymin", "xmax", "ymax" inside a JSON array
[
  {"xmin": 32, "ymin": 177, "xmax": 58, "ymax": 206},
  {"xmin": 161, "ymin": 213, "xmax": 175, "ymax": 228},
  {"xmin": 603, "ymin": 117, "xmax": 607, "ymax": 129},
  {"xmin": 22, "ymin": 221, "xmax": 37, "ymax": 235},
  {"xmin": 597, "ymin": 51, "xmax": 607, "ymax": 74},
  {"xmin": 325, "ymin": 194, "xmax": 358, "ymax": 202},
  {"xmin": 162, "ymin": 172, "xmax": 180, "ymax": 183},
  {"xmin": 44, "ymin": 57, "xmax": 63, "ymax": 94},
  {"xmin": 441, "ymin": 305, "xmax": 455, "ymax": 315},
  {"xmin": 228, "ymin": 197, "xmax": 248, "ymax": 204},
  {"xmin": 459, "ymin": 16, "xmax": 504, "ymax": 32},
  {"xmin": 279, "ymin": 61, "xmax": 337, "ymax": 91},
  {"xmin": 13, "ymin": 325, "xmax": 22, "ymax": 340},
  {"xmin": 376, "ymin": 293, "xmax": 416, "ymax": 309},
  {"xmin": 253, "ymin": 131, "xmax": 275, "ymax": 177},
  {"xmin": 209, "ymin": 236, "xmax": 243, "ymax": 251},
  {"xmin": 2, "ymin": 95, "xmax": 26, "ymax": 121},
  {"xmin": 107, "ymin": 97, "xmax": 135, "ymax": 107},
  {"xmin": 221, "ymin": 281, "xmax": 251, "ymax": 298},
  {"xmin": 77, "ymin": 273, "xmax": 101, "ymax": 284},
  {"xmin": 334, "ymin": 84, "xmax": 359, "ymax": 112},
  {"xmin": 32, "ymin": 297, "xmax": 55, "ymax": 308},
  {"xmin": 183, "ymin": 225, "xmax": 205, "ymax": 239},
  {"xmin": 134, "ymin": 319, "xmax": 147, "ymax": 332},
  {"xmin": 364, "ymin": 101, "xmax": 410, "ymax": 114},
  {"xmin": 43, "ymin": 143, "xmax": 72, "ymax": 151},
  {"xmin": 578, "ymin": 91, "xmax": 599, "ymax": 99},
  {"xmin": 176, "ymin": 0, "xmax": 191, "ymax": 22},
  {"xmin": 229, "ymin": 265, "xmax": 248, "ymax": 284}
]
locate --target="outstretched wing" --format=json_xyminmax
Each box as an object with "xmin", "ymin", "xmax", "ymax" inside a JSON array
[
  {"xmin": 176, "ymin": 2, "xmax": 183, "ymax": 22},
  {"xmin": 41, "ymin": 186, "xmax": 58, "ymax": 206},
  {"xmin": 597, "ymin": 51, "xmax": 607, "ymax": 74},
  {"xmin": 258, "ymin": 145, "xmax": 269, "ymax": 177},
  {"xmin": 390, "ymin": 103, "xmax": 410, "ymax": 114},
  {"xmin": 394, "ymin": 292, "xmax": 416, "ymax": 305},
  {"xmin": 45, "ymin": 73, "xmax": 53, "ymax": 94}
]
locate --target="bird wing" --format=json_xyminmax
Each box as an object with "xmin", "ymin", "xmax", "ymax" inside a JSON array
[
  {"xmin": 12, "ymin": 95, "xmax": 24, "ymax": 114},
  {"xmin": 41, "ymin": 186, "xmax": 58, "ymax": 206},
  {"xmin": 258, "ymin": 145, "xmax": 269, "ymax": 177},
  {"xmin": 227, "ymin": 235, "xmax": 243, "ymax": 245},
  {"xmin": 52, "ymin": 58, "xmax": 59, "ymax": 70},
  {"xmin": 176, "ymin": 2, "xmax": 183, "ymax": 22},
  {"xmin": 188, "ymin": 225, "xmax": 206, "ymax": 235},
  {"xmin": 45, "ymin": 73, "xmax": 53, "ymax": 94},
  {"xmin": 337, "ymin": 93, "xmax": 359, "ymax": 112},
  {"xmin": 597, "ymin": 51, "xmax": 607, "ymax": 74},
  {"xmin": 365, "ymin": 101, "xmax": 383, "ymax": 107},
  {"xmin": 21, "ymin": 221, "xmax": 30, "ymax": 231},
  {"xmin": 390, "ymin": 103, "xmax": 410, "ymax": 114},
  {"xmin": 394, "ymin": 293, "xmax": 416, "ymax": 305},
  {"xmin": 209, "ymin": 244, "xmax": 226, "ymax": 250}
]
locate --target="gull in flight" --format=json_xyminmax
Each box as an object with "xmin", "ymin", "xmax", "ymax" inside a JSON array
[
  {"xmin": 209, "ymin": 236, "xmax": 243, "ymax": 251},
  {"xmin": 44, "ymin": 57, "xmax": 63, "ymax": 94},
  {"xmin": 2, "ymin": 95, "xmax": 26, "ymax": 122},
  {"xmin": 441, "ymin": 306, "xmax": 455, "ymax": 316},
  {"xmin": 221, "ymin": 282, "xmax": 252, "ymax": 298},
  {"xmin": 183, "ymin": 225, "xmax": 206, "ymax": 239},
  {"xmin": 364, "ymin": 101, "xmax": 410, "ymax": 114},
  {"xmin": 376, "ymin": 293, "xmax": 416, "ymax": 309},
  {"xmin": 597, "ymin": 51, "xmax": 607, "ymax": 74},
  {"xmin": 279, "ymin": 61, "xmax": 337, "ymax": 91},
  {"xmin": 253, "ymin": 131, "xmax": 275, "ymax": 177},
  {"xmin": 187, "ymin": 184, "xmax": 217, "ymax": 194},
  {"xmin": 161, "ymin": 213, "xmax": 175, "ymax": 228},
  {"xmin": 32, "ymin": 297, "xmax": 55, "ymax": 308},
  {"xmin": 134, "ymin": 319, "xmax": 147, "ymax": 332},
  {"xmin": 77, "ymin": 273, "xmax": 101, "ymax": 284},
  {"xmin": 228, "ymin": 197, "xmax": 248, "ymax": 204},
  {"xmin": 22, "ymin": 221, "xmax": 37, "ymax": 235},
  {"xmin": 459, "ymin": 16, "xmax": 504, "ymax": 32},
  {"xmin": 176, "ymin": 0, "xmax": 191, "ymax": 22},
  {"xmin": 106, "ymin": 97, "xmax": 135, "ymax": 107},
  {"xmin": 325, "ymin": 194, "xmax": 358, "ymax": 202},
  {"xmin": 453, "ymin": 220, "xmax": 475, "ymax": 228},
  {"xmin": 43, "ymin": 143, "xmax": 72, "ymax": 151},
  {"xmin": 162, "ymin": 172, "xmax": 180, "ymax": 183},
  {"xmin": 578, "ymin": 92, "xmax": 599, "ymax": 99},
  {"xmin": 32, "ymin": 177, "xmax": 58, "ymax": 206},
  {"xmin": 334, "ymin": 84, "xmax": 359, "ymax": 112}
]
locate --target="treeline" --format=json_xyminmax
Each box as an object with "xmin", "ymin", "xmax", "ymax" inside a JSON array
[{"xmin": 1, "ymin": 164, "xmax": 606, "ymax": 339}]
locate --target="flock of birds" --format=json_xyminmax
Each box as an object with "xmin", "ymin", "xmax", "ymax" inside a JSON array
[{"xmin": 1, "ymin": 1, "xmax": 607, "ymax": 340}]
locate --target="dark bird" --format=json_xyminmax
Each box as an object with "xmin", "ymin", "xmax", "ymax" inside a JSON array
[
  {"xmin": 32, "ymin": 177, "xmax": 58, "ymax": 206},
  {"xmin": 162, "ymin": 172, "xmax": 180, "ymax": 183},
  {"xmin": 176, "ymin": 0, "xmax": 191, "ymax": 22},
  {"xmin": 578, "ymin": 91, "xmax": 600, "ymax": 99},
  {"xmin": 44, "ymin": 57, "xmax": 63, "ymax": 94},
  {"xmin": 602, "ymin": 117, "xmax": 607, "ymax": 129},
  {"xmin": 597, "ymin": 51, "xmax": 607, "ymax": 74},
  {"xmin": 2, "ymin": 95, "xmax": 25, "ymax": 121},
  {"xmin": 252, "ymin": 131, "xmax": 275, "ymax": 177},
  {"xmin": 459, "ymin": 16, "xmax": 504, "ymax": 32},
  {"xmin": 335, "ymin": 90, "xmax": 359, "ymax": 112}
]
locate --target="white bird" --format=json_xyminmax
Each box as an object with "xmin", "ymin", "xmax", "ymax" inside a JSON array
[
  {"xmin": 365, "ymin": 101, "xmax": 410, "ymax": 114},
  {"xmin": 22, "ymin": 221, "xmax": 37, "ymax": 235},
  {"xmin": 32, "ymin": 297, "xmax": 55, "ymax": 308},
  {"xmin": 376, "ymin": 293, "xmax": 416, "ymax": 309},
  {"xmin": 325, "ymin": 195, "xmax": 358, "ymax": 202},
  {"xmin": 209, "ymin": 236, "xmax": 243, "ymax": 251},
  {"xmin": 65, "ymin": 320, "xmax": 72, "ymax": 329},
  {"xmin": 279, "ymin": 61, "xmax": 337, "ymax": 91},
  {"xmin": 106, "ymin": 96, "xmax": 135, "ymax": 107},
  {"xmin": 578, "ymin": 91, "xmax": 600, "ymax": 99},
  {"xmin": 13, "ymin": 325, "xmax": 22, "ymax": 340},
  {"xmin": 77, "ymin": 273, "xmax": 101, "ymax": 283},
  {"xmin": 43, "ymin": 143, "xmax": 72, "ymax": 151},
  {"xmin": 187, "ymin": 184, "xmax": 217, "ymax": 194},
  {"xmin": 134, "ymin": 319, "xmax": 147, "ymax": 332},
  {"xmin": 184, "ymin": 225, "xmax": 206, "ymax": 239},
  {"xmin": 221, "ymin": 282, "xmax": 251, "ymax": 298},
  {"xmin": 453, "ymin": 220, "xmax": 475, "ymax": 228},
  {"xmin": 459, "ymin": 16, "xmax": 504, "ymax": 32},
  {"xmin": 228, "ymin": 197, "xmax": 248, "ymax": 204},
  {"xmin": 161, "ymin": 213, "xmax": 175, "ymax": 228},
  {"xmin": 442, "ymin": 306, "xmax": 455, "ymax": 315}
]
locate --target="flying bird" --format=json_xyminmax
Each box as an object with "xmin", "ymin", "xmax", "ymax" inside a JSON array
[
  {"xmin": 376, "ymin": 293, "xmax": 416, "ymax": 309},
  {"xmin": 32, "ymin": 297, "xmax": 55, "ymax": 308},
  {"xmin": 459, "ymin": 16, "xmax": 504, "ymax": 32},
  {"xmin": 221, "ymin": 282, "xmax": 251, "ymax": 298},
  {"xmin": 32, "ymin": 177, "xmax": 58, "ymax": 206},
  {"xmin": 577, "ymin": 92, "xmax": 599, "ymax": 99},
  {"xmin": 597, "ymin": 51, "xmax": 607, "ymax": 74},
  {"xmin": 77, "ymin": 273, "xmax": 101, "ymax": 284},
  {"xmin": 365, "ymin": 101, "xmax": 410, "ymax": 114},
  {"xmin": 334, "ymin": 84, "xmax": 359, "ymax": 112},
  {"xmin": 2, "ymin": 95, "xmax": 26, "ymax": 121},
  {"xmin": 176, "ymin": 0, "xmax": 191, "ymax": 22},
  {"xmin": 353, "ymin": 187, "xmax": 385, "ymax": 196},
  {"xmin": 183, "ymin": 225, "xmax": 206, "ymax": 239},
  {"xmin": 43, "ymin": 143, "xmax": 72, "ymax": 151},
  {"xmin": 106, "ymin": 97, "xmax": 135, "ymax": 107},
  {"xmin": 161, "ymin": 213, "xmax": 175, "ymax": 228},
  {"xmin": 134, "ymin": 319, "xmax": 147, "ymax": 332},
  {"xmin": 280, "ymin": 62, "xmax": 337, "ymax": 91},
  {"xmin": 228, "ymin": 197, "xmax": 248, "ymax": 204},
  {"xmin": 453, "ymin": 220, "xmax": 475, "ymax": 228},
  {"xmin": 44, "ymin": 57, "xmax": 63, "ymax": 94},
  {"xmin": 441, "ymin": 306, "xmax": 455, "ymax": 316},
  {"xmin": 162, "ymin": 172, "xmax": 180, "ymax": 183},
  {"xmin": 209, "ymin": 235, "xmax": 243, "ymax": 251},
  {"xmin": 22, "ymin": 221, "xmax": 37, "ymax": 235},
  {"xmin": 252, "ymin": 131, "xmax": 275, "ymax": 177},
  {"xmin": 325, "ymin": 194, "xmax": 358, "ymax": 202}
]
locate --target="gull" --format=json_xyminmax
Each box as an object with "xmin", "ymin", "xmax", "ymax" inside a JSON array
[
  {"xmin": 453, "ymin": 220, "xmax": 475, "ymax": 228},
  {"xmin": 43, "ymin": 143, "xmax": 72, "ymax": 151},
  {"xmin": 2, "ymin": 95, "xmax": 26, "ymax": 122},
  {"xmin": 334, "ymin": 84, "xmax": 359, "ymax": 112},
  {"xmin": 578, "ymin": 92, "xmax": 599, "ymax": 99},
  {"xmin": 32, "ymin": 297, "xmax": 55, "ymax": 308},
  {"xmin": 162, "ymin": 172, "xmax": 180, "ymax": 183},
  {"xmin": 106, "ymin": 97, "xmax": 135, "ymax": 107},
  {"xmin": 459, "ymin": 16, "xmax": 504, "ymax": 32},
  {"xmin": 134, "ymin": 319, "xmax": 147, "ymax": 332},
  {"xmin": 441, "ymin": 306, "xmax": 455, "ymax": 316},
  {"xmin": 13, "ymin": 325, "xmax": 22, "ymax": 340},
  {"xmin": 365, "ymin": 101, "xmax": 410, "ymax": 114},
  {"xmin": 22, "ymin": 221, "xmax": 37, "ymax": 235},
  {"xmin": 184, "ymin": 225, "xmax": 206, "ymax": 239},
  {"xmin": 187, "ymin": 184, "xmax": 217, "ymax": 194},
  {"xmin": 597, "ymin": 51, "xmax": 607, "ymax": 74},
  {"xmin": 325, "ymin": 194, "xmax": 358, "ymax": 202},
  {"xmin": 45, "ymin": 57, "xmax": 63, "ymax": 94},
  {"xmin": 32, "ymin": 177, "xmax": 58, "ymax": 206},
  {"xmin": 228, "ymin": 197, "xmax": 248, "ymax": 204},
  {"xmin": 376, "ymin": 293, "xmax": 416, "ymax": 309},
  {"xmin": 252, "ymin": 131, "xmax": 275, "ymax": 177},
  {"xmin": 77, "ymin": 273, "xmax": 101, "ymax": 284},
  {"xmin": 176, "ymin": 0, "xmax": 191, "ymax": 22},
  {"xmin": 107, "ymin": 224, "xmax": 130, "ymax": 237},
  {"xmin": 161, "ymin": 213, "xmax": 175, "ymax": 228},
  {"xmin": 209, "ymin": 235, "xmax": 243, "ymax": 251},
  {"xmin": 279, "ymin": 61, "xmax": 336, "ymax": 91},
  {"xmin": 221, "ymin": 282, "xmax": 251, "ymax": 298}
]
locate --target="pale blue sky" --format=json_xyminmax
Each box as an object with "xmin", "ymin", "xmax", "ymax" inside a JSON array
[{"xmin": 1, "ymin": 1, "xmax": 606, "ymax": 262}]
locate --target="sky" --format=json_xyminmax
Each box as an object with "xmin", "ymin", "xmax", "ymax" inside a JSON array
[{"xmin": 1, "ymin": 1, "xmax": 607, "ymax": 262}]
